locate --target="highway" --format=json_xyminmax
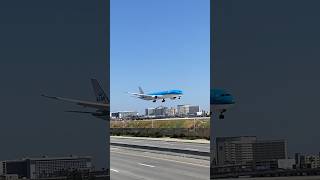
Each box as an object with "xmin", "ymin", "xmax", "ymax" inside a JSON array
[
  {"xmin": 110, "ymin": 136, "xmax": 209, "ymax": 153},
  {"xmin": 110, "ymin": 146, "xmax": 209, "ymax": 180}
]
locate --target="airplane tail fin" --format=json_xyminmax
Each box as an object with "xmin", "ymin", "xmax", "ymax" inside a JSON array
[
  {"xmin": 138, "ymin": 86, "xmax": 144, "ymax": 94},
  {"xmin": 91, "ymin": 79, "xmax": 109, "ymax": 104}
]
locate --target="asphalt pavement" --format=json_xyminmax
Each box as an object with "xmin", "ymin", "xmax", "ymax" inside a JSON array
[{"xmin": 110, "ymin": 146, "xmax": 209, "ymax": 180}]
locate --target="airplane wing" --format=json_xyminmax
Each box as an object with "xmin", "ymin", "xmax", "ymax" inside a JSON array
[
  {"xmin": 42, "ymin": 94, "xmax": 109, "ymax": 110},
  {"xmin": 128, "ymin": 92, "xmax": 158, "ymax": 99},
  {"xmin": 65, "ymin": 110, "xmax": 94, "ymax": 114}
]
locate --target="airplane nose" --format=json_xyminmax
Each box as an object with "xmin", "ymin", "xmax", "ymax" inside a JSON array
[{"xmin": 222, "ymin": 96, "xmax": 235, "ymax": 104}]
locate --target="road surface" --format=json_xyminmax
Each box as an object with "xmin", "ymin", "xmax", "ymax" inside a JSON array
[{"xmin": 110, "ymin": 146, "xmax": 209, "ymax": 180}]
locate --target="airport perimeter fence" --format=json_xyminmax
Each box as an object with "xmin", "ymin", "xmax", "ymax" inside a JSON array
[{"xmin": 110, "ymin": 128, "xmax": 210, "ymax": 139}]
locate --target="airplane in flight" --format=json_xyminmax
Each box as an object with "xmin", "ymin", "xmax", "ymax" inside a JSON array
[
  {"xmin": 42, "ymin": 79, "xmax": 109, "ymax": 120},
  {"xmin": 128, "ymin": 87, "xmax": 183, "ymax": 102},
  {"xmin": 211, "ymin": 88, "xmax": 235, "ymax": 119}
]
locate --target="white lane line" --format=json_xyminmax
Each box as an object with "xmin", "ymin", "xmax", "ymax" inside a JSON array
[
  {"xmin": 184, "ymin": 148, "xmax": 199, "ymax": 151},
  {"xmin": 111, "ymin": 150, "xmax": 209, "ymax": 168},
  {"xmin": 138, "ymin": 163, "xmax": 155, "ymax": 168},
  {"xmin": 111, "ymin": 169, "xmax": 119, "ymax": 173}
]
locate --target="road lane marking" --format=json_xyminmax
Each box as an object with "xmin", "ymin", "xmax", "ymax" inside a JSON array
[
  {"xmin": 111, "ymin": 150, "xmax": 209, "ymax": 168},
  {"xmin": 138, "ymin": 163, "xmax": 155, "ymax": 168},
  {"xmin": 184, "ymin": 148, "xmax": 199, "ymax": 151},
  {"xmin": 111, "ymin": 169, "xmax": 119, "ymax": 173}
]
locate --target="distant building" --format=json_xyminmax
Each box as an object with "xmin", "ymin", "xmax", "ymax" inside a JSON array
[
  {"xmin": 146, "ymin": 106, "xmax": 176, "ymax": 118},
  {"xmin": 278, "ymin": 159, "xmax": 295, "ymax": 169},
  {"xmin": 295, "ymin": 153, "xmax": 320, "ymax": 169},
  {"xmin": 216, "ymin": 136, "xmax": 287, "ymax": 167},
  {"xmin": 216, "ymin": 136, "xmax": 257, "ymax": 166},
  {"xmin": 253, "ymin": 140, "xmax": 288, "ymax": 161},
  {"xmin": 188, "ymin": 106, "xmax": 200, "ymax": 116},
  {"xmin": 145, "ymin": 108, "xmax": 155, "ymax": 117},
  {"xmin": 0, "ymin": 174, "xmax": 19, "ymax": 180},
  {"xmin": 166, "ymin": 107, "xmax": 177, "ymax": 117},
  {"xmin": 111, "ymin": 111, "xmax": 139, "ymax": 119},
  {"xmin": 177, "ymin": 105, "xmax": 190, "ymax": 116},
  {"xmin": 0, "ymin": 156, "xmax": 92, "ymax": 179},
  {"xmin": 154, "ymin": 106, "xmax": 168, "ymax": 117}
]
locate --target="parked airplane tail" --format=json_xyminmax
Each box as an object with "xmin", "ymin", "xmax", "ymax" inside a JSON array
[
  {"xmin": 138, "ymin": 86, "xmax": 144, "ymax": 94},
  {"xmin": 91, "ymin": 79, "xmax": 109, "ymax": 104}
]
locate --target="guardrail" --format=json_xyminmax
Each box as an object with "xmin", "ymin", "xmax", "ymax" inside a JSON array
[{"xmin": 111, "ymin": 142, "xmax": 210, "ymax": 157}]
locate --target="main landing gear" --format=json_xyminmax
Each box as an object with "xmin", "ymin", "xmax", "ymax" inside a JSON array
[
  {"xmin": 153, "ymin": 96, "xmax": 158, "ymax": 102},
  {"xmin": 219, "ymin": 109, "xmax": 226, "ymax": 119},
  {"xmin": 162, "ymin": 99, "xmax": 165, "ymax": 102}
]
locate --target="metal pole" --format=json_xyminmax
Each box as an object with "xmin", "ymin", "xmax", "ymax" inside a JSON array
[{"xmin": 152, "ymin": 119, "xmax": 154, "ymax": 128}]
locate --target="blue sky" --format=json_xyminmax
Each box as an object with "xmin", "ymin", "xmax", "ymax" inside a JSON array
[{"xmin": 110, "ymin": 0, "xmax": 210, "ymax": 114}]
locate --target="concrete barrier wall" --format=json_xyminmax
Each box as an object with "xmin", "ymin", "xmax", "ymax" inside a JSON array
[{"xmin": 110, "ymin": 128, "xmax": 210, "ymax": 139}]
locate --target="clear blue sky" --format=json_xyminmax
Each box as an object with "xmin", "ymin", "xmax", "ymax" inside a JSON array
[{"xmin": 110, "ymin": 0, "xmax": 210, "ymax": 114}]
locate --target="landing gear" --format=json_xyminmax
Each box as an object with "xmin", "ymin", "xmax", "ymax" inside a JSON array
[
  {"xmin": 153, "ymin": 96, "xmax": 158, "ymax": 102},
  {"xmin": 162, "ymin": 99, "xmax": 165, "ymax": 102},
  {"xmin": 178, "ymin": 97, "xmax": 181, "ymax": 99},
  {"xmin": 219, "ymin": 109, "xmax": 226, "ymax": 119}
]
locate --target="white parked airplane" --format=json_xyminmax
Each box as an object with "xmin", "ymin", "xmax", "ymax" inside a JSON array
[
  {"xmin": 42, "ymin": 79, "xmax": 109, "ymax": 120},
  {"xmin": 128, "ymin": 87, "xmax": 183, "ymax": 102}
]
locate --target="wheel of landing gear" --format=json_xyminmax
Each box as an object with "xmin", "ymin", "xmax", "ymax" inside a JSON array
[
  {"xmin": 219, "ymin": 114, "xmax": 224, "ymax": 119},
  {"xmin": 162, "ymin": 99, "xmax": 165, "ymax": 102}
]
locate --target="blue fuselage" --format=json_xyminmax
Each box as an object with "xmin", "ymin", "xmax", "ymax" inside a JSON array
[
  {"xmin": 148, "ymin": 90, "xmax": 183, "ymax": 96},
  {"xmin": 211, "ymin": 89, "xmax": 235, "ymax": 105}
]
